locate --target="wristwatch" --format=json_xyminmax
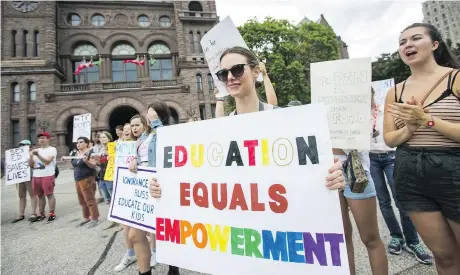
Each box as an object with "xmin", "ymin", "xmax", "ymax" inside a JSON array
[
  {"xmin": 216, "ymin": 96, "xmax": 226, "ymax": 102},
  {"xmin": 426, "ymin": 115, "xmax": 435, "ymax": 128}
]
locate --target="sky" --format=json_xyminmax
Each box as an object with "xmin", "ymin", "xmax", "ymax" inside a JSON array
[{"xmin": 215, "ymin": 0, "xmax": 425, "ymax": 60}]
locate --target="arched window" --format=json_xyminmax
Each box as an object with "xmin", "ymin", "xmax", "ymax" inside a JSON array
[
  {"xmin": 12, "ymin": 30, "xmax": 17, "ymax": 57},
  {"xmin": 148, "ymin": 43, "xmax": 172, "ymax": 80},
  {"xmin": 67, "ymin": 14, "xmax": 81, "ymax": 26},
  {"xmin": 159, "ymin": 16, "xmax": 172, "ymax": 27},
  {"xmin": 112, "ymin": 43, "xmax": 137, "ymax": 82},
  {"xmin": 23, "ymin": 30, "xmax": 28, "ymax": 57},
  {"xmin": 196, "ymin": 31, "xmax": 202, "ymax": 53},
  {"xmin": 196, "ymin": 74, "xmax": 203, "ymax": 91},
  {"xmin": 34, "ymin": 31, "xmax": 39, "ymax": 57},
  {"xmin": 12, "ymin": 83, "xmax": 20, "ymax": 103},
  {"xmin": 91, "ymin": 14, "xmax": 105, "ymax": 27},
  {"xmin": 189, "ymin": 31, "xmax": 195, "ymax": 53},
  {"xmin": 28, "ymin": 82, "xmax": 36, "ymax": 102},
  {"xmin": 189, "ymin": 1, "xmax": 203, "ymax": 11},
  {"xmin": 138, "ymin": 15, "xmax": 150, "ymax": 27},
  {"xmin": 73, "ymin": 44, "xmax": 99, "ymax": 83},
  {"xmin": 207, "ymin": 73, "xmax": 214, "ymax": 91},
  {"xmin": 73, "ymin": 44, "xmax": 98, "ymax": 56}
]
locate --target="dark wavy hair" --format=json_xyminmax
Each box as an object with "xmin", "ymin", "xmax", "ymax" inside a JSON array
[
  {"xmin": 402, "ymin": 23, "xmax": 460, "ymax": 68},
  {"xmin": 148, "ymin": 102, "xmax": 171, "ymax": 126}
]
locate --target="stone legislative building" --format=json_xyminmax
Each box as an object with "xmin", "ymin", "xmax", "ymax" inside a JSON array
[{"xmin": 1, "ymin": 1, "xmax": 219, "ymax": 156}]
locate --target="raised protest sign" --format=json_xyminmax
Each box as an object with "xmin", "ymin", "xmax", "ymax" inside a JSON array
[
  {"xmin": 371, "ymin": 79, "xmax": 395, "ymax": 151},
  {"xmin": 104, "ymin": 142, "xmax": 116, "ymax": 181},
  {"xmin": 155, "ymin": 105, "xmax": 349, "ymax": 275},
  {"xmin": 201, "ymin": 16, "xmax": 251, "ymax": 97},
  {"xmin": 311, "ymin": 58, "xmax": 372, "ymax": 150},
  {"xmin": 5, "ymin": 147, "xmax": 31, "ymax": 185},
  {"xmin": 109, "ymin": 167, "xmax": 157, "ymax": 232},
  {"xmin": 72, "ymin": 113, "xmax": 91, "ymax": 142}
]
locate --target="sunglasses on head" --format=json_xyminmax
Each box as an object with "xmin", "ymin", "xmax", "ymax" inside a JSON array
[{"xmin": 216, "ymin": 64, "xmax": 249, "ymax": 82}]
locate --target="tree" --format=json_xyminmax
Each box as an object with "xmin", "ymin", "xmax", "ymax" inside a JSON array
[
  {"xmin": 372, "ymin": 52, "xmax": 411, "ymax": 84},
  {"xmin": 222, "ymin": 17, "xmax": 340, "ymax": 112}
]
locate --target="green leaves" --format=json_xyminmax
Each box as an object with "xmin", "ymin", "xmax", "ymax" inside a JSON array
[{"xmin": 234, "ymin": 18, "xmax": 339, "ymax": 107}]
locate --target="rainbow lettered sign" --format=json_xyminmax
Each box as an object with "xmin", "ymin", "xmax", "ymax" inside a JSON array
[{"xmin": 155, "ymin": 104, "xmax": 349, "ymax": 275}]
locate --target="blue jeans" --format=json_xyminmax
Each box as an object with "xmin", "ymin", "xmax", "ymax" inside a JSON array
[
  {"xmin": 370, "ymin": 152, "xmax": 419, "ymax": 245},
  {"xmin": 98, "ymin": 180, "xmax": 113, "ymax": 202}
]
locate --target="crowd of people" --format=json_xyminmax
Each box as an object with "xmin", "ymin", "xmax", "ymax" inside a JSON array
[{"xmin": 4, "ymin": 22, "xmax": 460, "ymax": 275}]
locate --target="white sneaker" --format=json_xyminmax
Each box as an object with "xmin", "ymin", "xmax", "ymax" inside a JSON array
[
  {"xmin": 113, "ymin": 253, "xmax": 136, "ymax": 272},
  {"xmin": 151, "ymin": 251, "xmax": 158, "ymax": 268}
]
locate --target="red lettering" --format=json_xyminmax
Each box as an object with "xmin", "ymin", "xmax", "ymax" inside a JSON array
[
  {"xmin": 156, "ymin": 217, "xmax": 165, "ymax": 241},
  {"xmin": 175, "ymin": 146, "xmax": 188, "ymax": 167},
  {"xmin": 243, "ymin": 140, "xmax": 258, "ymax": 166},
  {"xmin": 229, "ymin": 184, "xmax": 248, "ymax": 211},
  {"xmin": 165, "ymin": 218, "xmax": 180, "ymax": 244},
  {"xmin": 193, "ymin": 182, "xmax": 209, "ymax": 208},
  {"xmin": 250, "ymin": 183, "xmax": 265, "ymax": 211},
  {"xmin": 268, "ymin": 184, "xmax": 288, "ymax": 213},
  {"xmin": 180, "ymin": 182, "xmax": 191, "ymax": 206},
  {"xmin": 212, "ymin": 183, "xmax": 228, "ymax": 210}
]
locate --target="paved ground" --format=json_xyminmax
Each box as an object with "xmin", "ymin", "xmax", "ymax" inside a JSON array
[{"xmin": 1, "ymin": 168, "xmax": 437, "ymax": 275}]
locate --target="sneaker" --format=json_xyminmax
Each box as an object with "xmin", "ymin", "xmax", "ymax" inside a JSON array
[
  {"xmin": 30, "ymin": 215, "xmax": 46, "ymax": 223},
  {"xmin": 388, "ymin": 237, "xmax": 404, "ymax": 255},
  {"xmin": 168, "ymin": 266, "xmax": 180, "ymax": 275},
  {"xmin": 76, "ymin": 220, "xmax": 91, "ymax": 227},
  {"xmin": 11, "ymin": 216, "xmax": 25, "ymax": 223},
  {"xmin": 151, "ymin": 251, "xmax": 157, "ymax": 268},
  {"xmin": 114, "ymin": 253, "xmax": 137, "ymax": 272},
  {"xmin": 405, "ymin": 243, "xmax": 433, "ymax": 265},
  {"xmin": 46, "ymin": 215, "xmax": 56, "ymax": 224},
  {"xmin": 87, "ymin": 220, "xmax": 100, "ymax": 229},
  {"xmin": 28, "ymin": 214, "xmax": 37, "ymax": 222}
]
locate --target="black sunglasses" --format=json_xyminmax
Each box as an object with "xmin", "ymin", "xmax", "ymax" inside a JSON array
[{"xmin": 216, "ymin": 64, "xmax": 248, "ymax": 82}]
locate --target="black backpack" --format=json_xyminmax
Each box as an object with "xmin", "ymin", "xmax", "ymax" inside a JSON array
[{"xmin": 55, "ymin": 166, "xmax": 59, "ymax": 178}]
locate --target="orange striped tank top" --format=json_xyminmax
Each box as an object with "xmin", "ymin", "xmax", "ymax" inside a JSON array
[{"xmin": 394, "ymin": 70, "xmax": 460, "ymax": 147}]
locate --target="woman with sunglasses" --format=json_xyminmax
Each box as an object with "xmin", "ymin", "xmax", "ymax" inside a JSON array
[
  {"xmin": 148, "ymin": 46, "xmax": 346, "ymax": 259},
  {"xmin": 214, "ymin": 61, "xmax": 278, "ymax": 117}
]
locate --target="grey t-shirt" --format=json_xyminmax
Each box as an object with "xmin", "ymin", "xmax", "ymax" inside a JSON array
[{"xmin": 71, "ymin": 150, "xmax": 94, "ymax": 181}]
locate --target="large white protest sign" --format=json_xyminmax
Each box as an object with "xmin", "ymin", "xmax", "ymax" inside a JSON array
[
  {"xmin": 311, "ymin": 58, "xmax": 372, "ymax": 150},
  {"xmin": 372, "ymin": 79, "xmax": 395, "ymax": 151},
  {"xmin": 155, "ymin": 104, "xmax": 349, "ymax": 275},
  {"xmin": 109, "ymin": 167, "xmax": 157, "ymax": 232},
  {"xmin": 201, "ymin": 16, "xmax": 253, "ymax": 97},
  {"xmin": 5, "ymin": 147, "xmax": 31, "ymax": 185},
  {"xmin": 72, "ymin": 113, "xmax": 91, "ymax": 142}
]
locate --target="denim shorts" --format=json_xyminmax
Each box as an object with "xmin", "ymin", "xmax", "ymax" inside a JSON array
[
  {"xmin": 394, "ymin": 145, "xmax": 460, "ymax": 223},
  {"xmin": 335, "ymin": 154, "xmax": 377, "ymax": 200}
]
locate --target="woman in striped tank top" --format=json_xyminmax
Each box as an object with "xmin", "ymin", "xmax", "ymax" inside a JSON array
[{"xmin": 384, "ymin": 23, "xmax": 460, "ymax": 274}]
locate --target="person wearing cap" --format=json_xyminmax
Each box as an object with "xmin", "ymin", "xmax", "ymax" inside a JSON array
[
  {"xmin": 11, "ymin": 140, "xmax": 38, "ymax": 223},
  {"xmin": 28, "ymin": 132, "xmax": 58, "ymax": 223}
]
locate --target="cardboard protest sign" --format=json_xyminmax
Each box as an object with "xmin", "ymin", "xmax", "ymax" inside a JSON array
[
  {"xmin": 371, "ymin": 79, "xmax": 395, "ymax": 151},
  {"xmin": 109, "ymin": 167, "xmax": 157, "ymax": 232},
  {"xmin": 5, "ymin": 147, "xmax": 31, "ymax": 185},
  {"xmin": 311, "ymin": 58, "xmax": 372, "ymax": 150},
  {"xmin": 201, "ymin": 16, "xmax": 253, "ymax": 97},
  {"xmin": 72, "ymin": 113, "xmax": 91, "ymax": 142},
  {"xmin": 155, "ymin": 104, "xmax": 349, "ymax": 275},
  {"xmin": 104, "ymin": 142, "xmax": 116, "ymax": 181}
]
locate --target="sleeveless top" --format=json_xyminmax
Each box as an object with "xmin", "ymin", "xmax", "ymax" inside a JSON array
[
  {"xmin": 394, "ymin": 70, "xmax": 460, "ymax": 147},
  {"xmin": 229, "ymin": 101, "xmax": 279, "ymax": 116}
]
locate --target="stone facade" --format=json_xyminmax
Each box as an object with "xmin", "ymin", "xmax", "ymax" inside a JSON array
[
  {"xmin": 1, "ymin": 1, "xmax": 218, "ymax": 156},
  {"xmin": 422, "ymin": 1, "xmax": 460, "ymax": 44}
]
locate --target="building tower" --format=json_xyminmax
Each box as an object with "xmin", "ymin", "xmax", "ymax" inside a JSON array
[{"xmin": 422, "ymin": 1, "xmax": 460, "ymax": 44}]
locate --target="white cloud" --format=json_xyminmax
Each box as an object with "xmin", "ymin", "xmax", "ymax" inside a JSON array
[{"xmin": 216, "ymin": 0, "xmax": 424, "ymax": 59}]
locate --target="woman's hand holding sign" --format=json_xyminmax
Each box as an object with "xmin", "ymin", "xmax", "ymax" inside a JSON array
[{"xmin": 149, "ymin": 161, "xmax": 346, "ymax": 199}]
